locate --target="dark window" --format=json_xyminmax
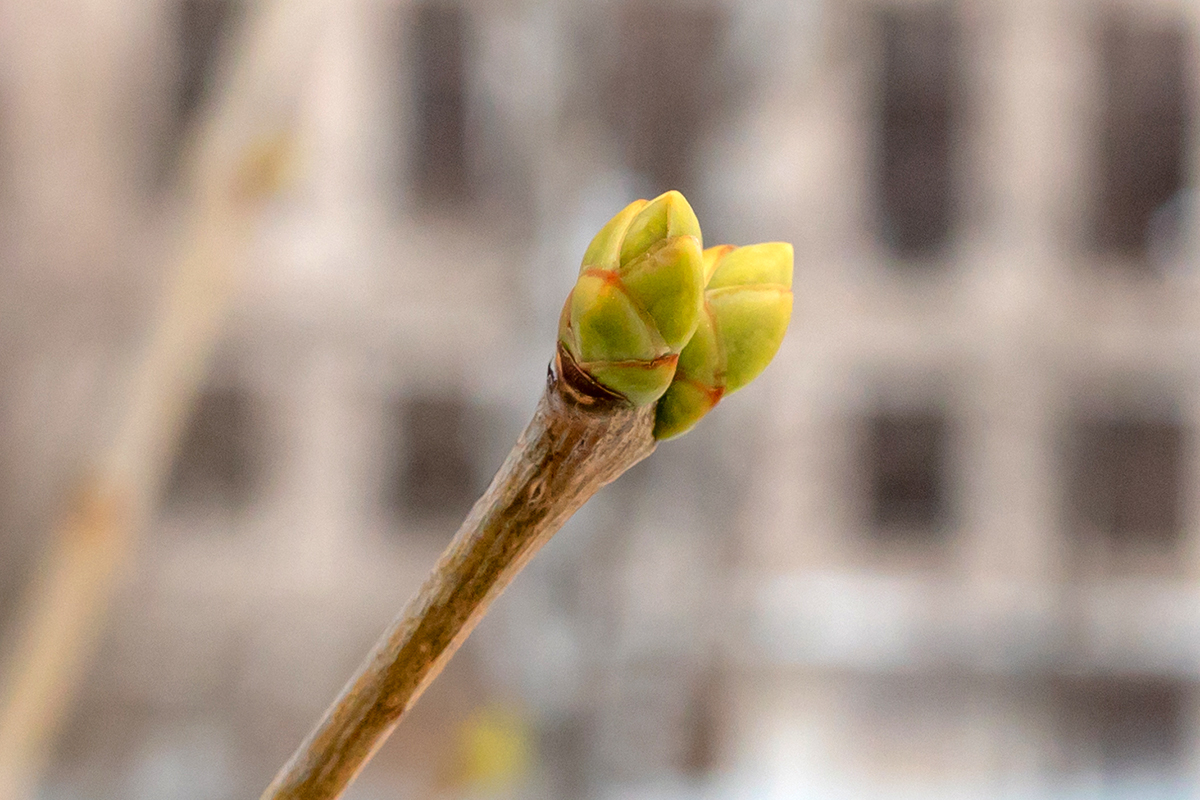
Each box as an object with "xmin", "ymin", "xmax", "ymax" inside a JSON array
[
  {"xmin": 411, "ymin": 4, "xmax": 470, "ymax": 205},
  {"xmin": 165, "ymin": 388, "xmax": 257, "ymax": 511},
  {"xmin": 876, "ymin": 4, "xmax": 959, "ymax": 259},
  {"xmin": 607, "ymin": 3, "xmax": 726, "ymax": 197},
  {"xmin": 1054, "ymin": 678, "xmax": 1185, "ymax": 775},
  {"xmin": 539, "ymin": 715, "xmax": 589, "ymax": 800},
  {"xmin": 160, "ymin": 0, "xmax": 237, "ymax": 180},
  {"xmin": 177, "ymin": 0, "xmax": 235, "ymax": 126},
  {"xmin": 681, "ymin": 669, "xmax": 721, "ymax": 777},
  {"xmin": 864, "ymin": 410, "xmax": 950, "ymax": 536},
  {"xmin": 388, "ymin": 397, "xmax": 477, "ymax": 521},
  {"xmin": 1093, "ymin": 12, "xmax": 1190, "ymax": 261},
  {"xmin": 1068, "ymin": 417, "xmax": 1184, "ymax": 548}
]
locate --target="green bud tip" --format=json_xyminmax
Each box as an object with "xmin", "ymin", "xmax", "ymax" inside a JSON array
[
  {"xmin": 653, "ymin": 241, "xmax": 794, "ymax": 440},
  {"xmin": 559, "ymin": 191, "xmax": 705, "ymax": 406}
]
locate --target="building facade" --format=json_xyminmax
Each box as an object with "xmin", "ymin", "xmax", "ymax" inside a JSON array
[{"xmin": 1, "ymin": 0, "xmax": 1199, "ymax": 798}]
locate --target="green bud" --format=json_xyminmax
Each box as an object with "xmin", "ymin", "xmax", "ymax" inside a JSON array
[
  {"xmin": 653, "ymin": 242, "xmax": 794, "ymax": 439},
  {"xmin": 620, "ymin": 236, "xmax": 705, "ymax": 350},
  {"xmin": 619, "ymin": 191, "xmax": 703, "ymax": 269},
  {"xmin": 571, "ymin": 273, "xmax": 660, "ymax": 363},
  {"xmin": 559, "ymin": 191, "xmax": 705, "ymax": 406},
  {"xmin": 580, "ymin": 200, "xmax": 647, "ymax": 272},
  {"xmin": 701, "ymin": 244, "xmax": 736, "ymax": 285}
]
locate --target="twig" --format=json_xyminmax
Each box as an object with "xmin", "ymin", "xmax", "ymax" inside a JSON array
[
  {"xmin": 0, "ymin": 4, "xmax": 324, "ymax": 797},
  {"xmin": 0, "ymin": 485, "xmax": 130, "ymax": 800},
  {"xmin": 260, "ymin": 345, "xmax": 657, "ymax": 800}
]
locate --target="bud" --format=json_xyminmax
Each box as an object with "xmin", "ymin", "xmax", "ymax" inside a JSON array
[
  {"xmin": 558, "ymin": 191, "xmax": 705, "ymax": 406},
  {"xmin": 653, "ymin": 242, "xmax": 794, "ymax": 439}
]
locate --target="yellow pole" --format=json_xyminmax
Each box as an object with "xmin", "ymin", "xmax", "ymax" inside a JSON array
[{"xmin": 0, "ymin": 2, "xmax": 323, "ymax": 797}]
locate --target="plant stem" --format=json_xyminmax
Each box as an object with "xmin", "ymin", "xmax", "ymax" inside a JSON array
[
  {"xmin": 0, "ymin": 484, "xmax": 130, "ymax": 800},
  {"xmin": 0, "ymin": 4, "xmax": 318, "ymax": 796},
  {"xmin": 261, "ymin": 346, "xmax": 657, "ymax": 800}
]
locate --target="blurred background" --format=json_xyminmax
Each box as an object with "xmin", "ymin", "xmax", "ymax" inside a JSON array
[{"xmin": 1, "ymin": 0, "xmax": 1199, "ymax": 798}]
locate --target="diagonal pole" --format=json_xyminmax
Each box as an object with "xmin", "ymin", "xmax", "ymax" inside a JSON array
[{"xmin": 0, "ymin": 4, "xmax": 327, "ymax": 798}]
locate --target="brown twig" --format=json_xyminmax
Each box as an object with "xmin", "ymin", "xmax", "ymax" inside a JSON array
[{"xmin": 260, "ymin": 345, "xmax": 657, "ymax": 800}]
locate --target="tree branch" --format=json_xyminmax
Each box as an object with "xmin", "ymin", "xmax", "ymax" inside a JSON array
[{"xmin": 261, "ymin": 345, "xmax": 656, "ymax": 800}]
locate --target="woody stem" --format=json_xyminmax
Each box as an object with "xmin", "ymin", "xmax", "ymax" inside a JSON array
[{"xmin": 260, "ymin": 345, "xmax": 656, "ymax": 800}]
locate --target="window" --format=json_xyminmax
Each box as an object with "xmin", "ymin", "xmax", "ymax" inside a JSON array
[
  {"xmin": 165, "ymin": 388, "xmax": 258, "ymax": 512},
  {"xmin": 160, "ymin": 0, "xmax": 237, "ymax": 179},
  {"xmin": 681, "ymin": 669, "xmax": 721, "ymax": 777},
  {"xmin": 539, "ymin": 715, "xmax": 589, "ymax": 799},
  {"xmin": 863, "ymin": 409, "xmax": 951, "ymax": 537},
  {"xmin": 177, "ymin": 0, "xmax": 236, "ymax": 127},
  {"xmin": 1054, "ymin": 678, "xmax": 1185, "ymax": 777},
  {"xmin": 387, "ymin": 397, "xmax": 478, "ymax": 522},
  {"xmin": 607, "ymin": 3, "xmax": 726, "ymax": 197},
  {"xmin": 876, "ymin": 4, "xmax": 959, "ymax": 259},
  {"xmin": 1068, "ymin": 417, "xmax": 1184, "ymax": 549},
  {"xmin": 410, "ymin": 4, "xmax": 470, "ymax": 205},
  {"xmin": 1093, "ymin": 12, "xmax": 1189, "ymax": 262}
]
